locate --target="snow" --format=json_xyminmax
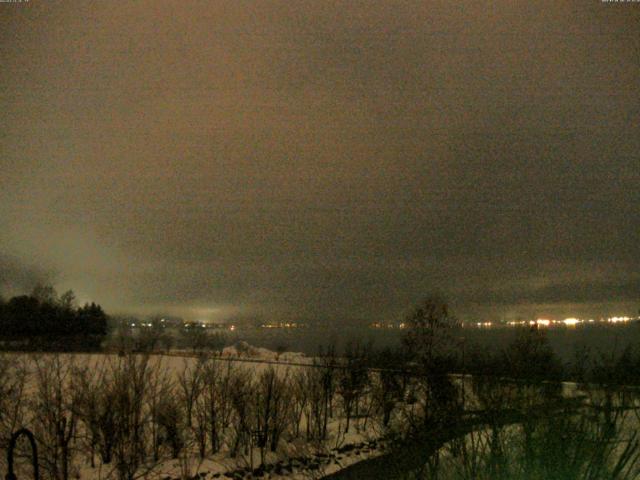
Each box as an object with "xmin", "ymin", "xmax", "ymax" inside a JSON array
[
  {"xmin": 220, "ymin": 341, "xmax": 310, "ymax": 364},
  {"xmin": 2, "ymin": 346, "xmax": 386, "ymax": 480}
]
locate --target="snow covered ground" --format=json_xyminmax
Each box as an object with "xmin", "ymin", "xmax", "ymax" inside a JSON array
[
  {"xmin": 1, "ymin": 346, "xmax": 391, "ymax": 480},
  {"xmin": 8, "ymin": 347, "xmax": 622, "ymax": 479}
]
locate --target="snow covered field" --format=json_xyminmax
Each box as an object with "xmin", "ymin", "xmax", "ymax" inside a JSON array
[{"xmin": 0, "ymin": 346, "xmax": 395, "ymax": 480}]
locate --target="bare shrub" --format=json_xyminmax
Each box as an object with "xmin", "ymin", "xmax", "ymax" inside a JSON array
[
  {"xmin": 196, "ymin": 359, "xmax": 235, "ymax": 456},
  {"xmin": 372, "ymin": 368, "xmax": 404, "ymax": 428},
  {"xmin": 434, "ymin": 402, "xmax": 640, "ymax": 480},
  {"xmin": 108, "ymin": 354, "xmax": 156, "ymax": 480},
  {"xmin": 253, "ymin": 367, "xmax": 291, "ymax": 463},
  {"xmin": 177, "ymin": 357, "xmax": 204, "ymax": 430},
  {"xmin": 301, "ymin": 346, "xmax": 338, "ymax": 442},
  {"xmin": 305, "ymin": 365, "xmax": 329, "ymax": 441},
  {"xmin": 73, "ymin": 358, "xmax": 110, "ymax": 468},
  {"xmin": 0, "ymin": 353, "xmax": 28, "ymax": 472},
  {"xmin": 337, "ymin": 340, "xmax": 370, "ymax": 433},
  {"xmin": 31, "ymin": 355, "xmax": 78, "ymax": 480},
  {"xmin": 228, "ymin": 368, "xmax": 254, "ymax": 458},
  {"xmin": 146, "ymin": 359, "xmax": 174, "ymax": 462},
  {"xmin": 290, "ymin": 369, "xmax": 309, "ymax": 437},
  {"xmin": 156, "ymin": 395, "xmax": 185, "ymax": 459}
]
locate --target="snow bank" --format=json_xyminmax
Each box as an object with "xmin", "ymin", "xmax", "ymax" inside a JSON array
[{"xmin": 221, "ymin": 341, "xmax": 308, "ymax": 363}]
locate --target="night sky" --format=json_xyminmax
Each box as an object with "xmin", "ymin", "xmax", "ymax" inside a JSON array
[{"xmin": 1, "ymin": 1, "xmax": 639, "ymax": 323}]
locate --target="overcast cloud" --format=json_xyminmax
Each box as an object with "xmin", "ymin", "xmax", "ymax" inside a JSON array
[{"xmin": 1, "ymin": 1, "xmax": 639, "ymax": 322}]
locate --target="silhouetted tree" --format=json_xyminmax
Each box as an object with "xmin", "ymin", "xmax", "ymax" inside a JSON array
[
  {"xmin": 372, "ymin": 348, "xmax": 406, "ymax": 427},
  {"xmin": 402, "ymin": 294, "xmax": 459, "ymax": 368},
  {"xmin": 402, "ymin": 295, "xmax": 463, "ymax": 428},
  {"xmin": 0, "ymin": 286, "xmax": 109, "ymax": 350},
  {"xmin": 338, "ymin": 340, "xmax": 370, "ymax": 433},
  {"xmin": 503, "ymin": 325, "xmax": 562, "ymax": 382}
]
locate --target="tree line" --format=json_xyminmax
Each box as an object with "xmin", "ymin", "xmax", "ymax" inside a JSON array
[{"xmin": 0, "ymin": 284, "xmax": 108, "ymax": 350}]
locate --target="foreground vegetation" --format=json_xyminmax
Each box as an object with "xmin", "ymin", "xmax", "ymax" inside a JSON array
[
  {"xmin": 1, "ymin": 292, "xmax": 640, "ymax": 479},
  {"xmin": 0, "ymin": 348, "xmax": 417, "ymax": 480},
  {"xmin": 334, "ymin": 296, "xmax": 640, "ymax": 480}
]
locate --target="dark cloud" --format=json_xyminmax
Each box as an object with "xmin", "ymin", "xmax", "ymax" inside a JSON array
[
  {"xmin": 0, "ymin": 253, "xmax": 54, "ymax": 296},
  {"xmin": 464, "ymin": 276, "xmax": 640, "ymax": 307},
  {"xmin": 1, "ymin": 1, "xmax": 639, "ymax": 321}
]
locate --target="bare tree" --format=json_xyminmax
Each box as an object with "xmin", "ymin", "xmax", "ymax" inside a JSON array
[
  {"xmin": 402, "ymin": 296, "xmax": 463, "ymax": 428},
  {"xmin": 229, "ymin": 368, "xmax": 254, "ymax": 458},
  {"xmin": 31, "ymin": 355, "xmax": 78, "ymax": 480},
  {"xmin": 0, "ymin": 354, "xmax": 29, "ymax": 474},
  {"xmin": 177, "ymin": 357, "xmax": 205, "ymax": 430},
  {"xmin": 373, "ymin": 368, "xmax": 404, "ymax": 428},
  {"xmin": 180, "ymin": 324, "xmax": 209, "ymax": 351},
  {"xmin": 156, "ymin": 395, "xmax": 185, "ymax": 459},
  {"xmin": 253, "ymin": 367, "xmax": 291, "ymax": 463},
  {"xmin": 197, "ymin": 359, "xmax": 235, "ymax": 456},
  {"xmin": 337, "ymin": 340, "xmax": 370, "ymax": 433},
  {"xmin": 305, "ymin": 365, "xmax": 329, "ymax": 441},
  {"xmin": 73, "ymin": 358, "xmax": 109, "ymax": 468},
  {"xmin": 290, "ymin": 369, "xmax": 310, "ymax": 437},
  {"xmin": 146, "ymin": 358, "xmax": 174, "ymax": 461},
  {"xmin": 136, "ymin": 317, "xmax": 165, "ymax": 353},
  {"xmin": 193, "ymin": 385, "xmax": 209, "ymax": 459},
  {"xmin": 108, "ymin": 354, "xmax": 155, "ymax": 480},
  {"xmin": 300, "ymin": 345, "xmax": 338, "ymax": 442},
  {"xmin": 402, "ymin": 294, "xmax": 458, "ymax": 367}
]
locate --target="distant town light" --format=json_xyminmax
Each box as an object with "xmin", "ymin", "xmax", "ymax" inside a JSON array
[
  {"xmin": 481, "ymin": 315, "xmax": 638, "ymax": 329},
  {"xmin": 609, "ymin": 316, "xmax": 631, "ymax": 323},
  {"xmin": 563, "ymin": 318, "xmax": 581, "ymax": 326}
]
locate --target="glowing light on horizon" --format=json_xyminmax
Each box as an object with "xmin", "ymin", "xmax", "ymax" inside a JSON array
[
  {"xmin": 467, "ymin": 314, "xmax": 639, "ymax": 329},
  {"xmin": 476, "ymin": 322, "xmax": 493, "ymax": 328},
  {"xmin": 563, "ymin": 318, "xmax": 581, "ymax": 326},
  {"xmin": 608, "ymin": 316, "xmax": 631, "ymax": 323}
]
